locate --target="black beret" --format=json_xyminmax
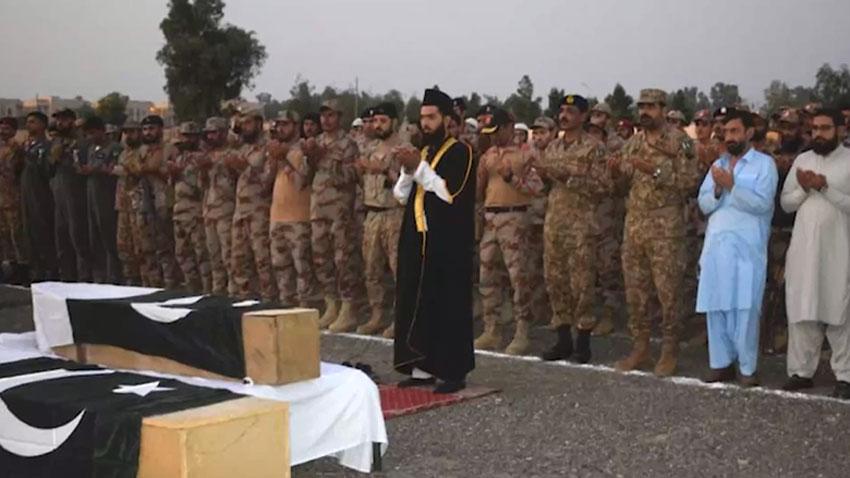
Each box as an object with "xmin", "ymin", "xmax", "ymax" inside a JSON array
[
  {"xmin": 26, "ymin": 111, "xmax": 49, "ymax": 125},
  {"xmin": 83, "ymin": 116, "xmax": 105, "ymax": 131},
  {"xmin": 372, "ymin": 102, "xmax": 398, "ymax": 119},
  {"xmin": 481, "ymin": 108, "xmax": 514, "ymax": 135},
  {"xmin": 561, "ymin": 94, "xmax": 589, "ymax": 113},
  {"xmin": 141, "ymin": 115, "xmax": 164, "ymax": 127}
]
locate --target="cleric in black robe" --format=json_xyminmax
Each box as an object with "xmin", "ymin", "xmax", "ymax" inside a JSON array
[{"xmin": 391, "ymin": 88, "xmax": 476, "ymax": 393}]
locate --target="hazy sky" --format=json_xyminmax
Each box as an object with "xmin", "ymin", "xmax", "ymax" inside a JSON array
[{"xmin": 1, "ymin": 0, "xmax": 849, "ymax": 105}]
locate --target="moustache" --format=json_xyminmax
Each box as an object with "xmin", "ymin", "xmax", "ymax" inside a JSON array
[{"xmin": 639, "ymin": 115, "xmax": 652, "ymax": 122}]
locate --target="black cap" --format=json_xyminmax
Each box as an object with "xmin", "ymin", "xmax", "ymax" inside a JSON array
[
  {"xmin": 476, "ymin": 104, "xmax": 497, "ymax": 117},
  {"xmin": 0, "ymin": 117, "xmax": 17, "ymax": 129},
  {"xmin": 422, "ymin": 88, "xmax": 453, "ymax": 116},
  {"xmin": 713, "ymin": 107, "xmax": 729, "ymax": 119},
  {"xmin": 452, "ymin": 97, "xmax": 466, "ymax": 109},
  {"xmin": 26, "ymin": 111, "xmax": 49, "ymax": 125},
  {"xmin": 82, "ymin": 116, "xmax": 105, "ymax": 131},
  {"xmin": 561, "ymin": 94, "xmax": 589, "ymax": 113},
  {"xmin": 481, "ymin": 108, "xmax": 514, "ymax": 135},
  {"xmin": 141, "ymin": 115, "xmax": 164, "ymax": 127},
  {"xmin": 52, "ymin": 108, "xmax": 77, "ymax": 120},
  {"xmin": 372, "ymin": 102, "xmax": 398, "ymax": 119},
  {"xmin": 360, "ymin": 107, "xmax": 375, "ymax": 119}
]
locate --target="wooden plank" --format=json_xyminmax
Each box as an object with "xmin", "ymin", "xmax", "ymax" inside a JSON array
[
  {"xmin": 137, "ymin": 396, "xmax": 289, "ymax": 478},
  {"xmin": 52, "ymin": 308, "xmax": 321, "ymax": 385}
]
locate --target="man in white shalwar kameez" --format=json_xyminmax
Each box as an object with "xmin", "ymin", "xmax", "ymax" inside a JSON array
[
  {"xmin": 697, "ymin": 110, "xmax": 777, "ymax": 386},
  {"xmin": 780, "ymin": 108, "xmax": 850, "ymax": 399}
]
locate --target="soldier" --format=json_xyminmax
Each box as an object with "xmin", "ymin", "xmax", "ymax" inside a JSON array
[
  {"xmin": 49, "ymin": 108, "xmax": 92, "ymax": 281},
  {"xmin": 139, "ymin": 115, "xmax": 180, "ymax": 288},
  {"xmin": 354, "ymin": 102, "xmax": 410, "ymax": 336},
  {"xmin": 513, "ymin": 123, "xmax": 529, "ymax": 146},
  {"xmin": 590, "ymin": 102, "xmax": 626, "ymax": 152},
  {"xmin": 616, "ymin": 118, "xmax": 634, "ymax": 142},
  {"xmin": 452, "ymin": 97, "xmax": 467, "ymax": 120},
  {"xmin": 199, "ymin": 117, "xmax": 237, "ymax": 295},
  {"xmin": 112, "ymin": 121, "xmax": 142, "ymax": 285},
  {"xmin": 105, "ymin": 123, "xmax": 121, "ymax": 144},
  {"xmin": 268, "ymin": 110, "xmax": 318, "ymax": 307},
  {"xmin": 301, "ymin": 112, "xmax": 321, "ymax": 139},
  {"xmin": 473, "ymin": 108, "xmax": 544, "ymax": 355},
  {"xmin": 169, "ymin": 121, "xmax": 211, "ymax": 293},
  {"xmin": 227, "ymin": 110, "xmax": 276, "ymax": 301},
  {"xmin": 0, "ymin": 117, "xmax": 27, "ymax": 282},
  {"xmin": 529, "ymin": 116, "xmax": 556, "ymax": 325},
  {"xmin": 535, "ymin": 96, "xmax": 609, "ymax": 363},
  {"xmin": 609, "ymin": 88, "xmax": 700, "ymax": 377},
  {"xmin": 21, "ymin": 112, "xmax": 57, "ymax": 281},
  {"xmin": 80, "ymin": 116, "xmax": 121, "ymax": 284},
  {"xmin": 303, "ymin": 99, "xmax": 360, "ymax": 330},
  {"xmin": 666, "ymin": 110, "xmax": 688, "ymax": 131}
]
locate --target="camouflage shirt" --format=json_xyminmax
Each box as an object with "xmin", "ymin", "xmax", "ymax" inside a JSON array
[
  {"xmin": 114, "ymin": 146, "xmax": 145, "ymax": 213},
  {"xmin": 234, "ymin": 138, "xmax": 273, "ymax": 220},
  {"xmin": 202, "ymin": 146, "xmax": 238, "ymax": 220},
  {"xmin": 172, "ymin": 149, "xmax": 206, "ymax": 221},
  {"xmin": 362, "ymin": 133, "xmax": 408, "ymax": 209},
  {"xmin": 139, "ymin": 142, "xmax": 178, "ymax": 212},
  {"xmin": 309, "ymin": 129, "xmax": 359, "ymax": 220},
  {"xmin": 0, "ymin": 139, "xmax": 22, "ymax": 209},
  {"xmin": 537, "ymin": 133, "xmax": 609, "ymax": 239},
  {"xmin": 479, "ymin": 143, "xmax": 544, "ymax": 207}
]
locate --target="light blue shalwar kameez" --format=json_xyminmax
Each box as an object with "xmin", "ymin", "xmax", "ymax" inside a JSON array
[{"xmin": 697, "ymin": 147, "xmax": 778, "ymax": 376}]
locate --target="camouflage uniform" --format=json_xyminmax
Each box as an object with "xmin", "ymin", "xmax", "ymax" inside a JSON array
[
  {"xmin": 269, "ymin": 138, "xmax": 317, "ymax": 306},
  {"xmin": 594, "ymin": 135, "xmax": 627, "ymax": 326},
  {"xmin": 172, "ymin": 140, "xmax": 212, "ymax": 293},
  {"xmin": 0, "ymin": 138, "xmax": 26, "ymax": 264},
  {"xmin": 476, "ymin": 143, "xmax": 544, "ymax": 353},
  {"xmin": 358, "ymin": 133, "xmax": 408, "ymax": 333},
  {"xmin": 527, "ymin": 149, "xmax": 550, "ymax": 325},
  {"xmin": 121, "ymin": 145, "xmax": 160, "ymax": 287},
  {"xmin": 309, "ymin": 129, "xmax": 359, "ymax": 301},
  {"xmin": 616, "ymin": 114, "xmax": 699, "ymax": 366},
  {"xmin": 49, "ymin": 134, "xmax": 92, "ymax": 281},
  {"xmin": 202, "ymin": 140, "xmax": 238, "ymax": 295},
  {"xmin": 538, "ymin": 134, "xmax": 609, "ymax": 331},
  {"xmin": 113, "ymin": 143, "xmax": 141, "ymax": 285},
  {"xmin": 230, "ymin": 138, "xmax": 277, "ymax": 301},
  {"xmin": 138, "ymin": 142, "xmax": 180, "ymax": 288},
  {"xmin": 85, "ymin": 140, "xmax": 122, "ymax": 284}
]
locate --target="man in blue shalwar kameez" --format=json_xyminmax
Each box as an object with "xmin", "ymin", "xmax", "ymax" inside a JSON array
[{"xmin": 696, "ymin": 109, "xmax": 778, "ymax": 386}]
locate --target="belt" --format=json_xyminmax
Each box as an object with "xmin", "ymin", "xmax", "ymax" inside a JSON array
[
  {"xmin": 484, "ymin": 205, "xmax": 528, "ymax": 213},
  {"xmin": 365, "ymin": 205, "xmax": 398, "ymax": 212}
]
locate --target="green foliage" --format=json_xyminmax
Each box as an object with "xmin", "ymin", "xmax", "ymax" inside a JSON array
[
  {"xmin": 709, "ymin": 82, "xmax": 742, "ymax": 110},
  {"xmin": 503, "ymin": 75, "xmax": 542, "ymax": 124},
  {"xmin": 604, "ymin": 83, "xmax": 634, "ymax": 120},
  {"xmin": 95, "ymin": 92, "xmax": 129, "ymax": 125},
  {"xmin": 813, "ymin": 63, "xmax": 850, "ymax": 107}
]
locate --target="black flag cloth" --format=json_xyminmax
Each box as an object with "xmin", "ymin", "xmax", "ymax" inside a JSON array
[{"xmin": 0, "ymin": 357, "xmax": 242, "ymax": 478}]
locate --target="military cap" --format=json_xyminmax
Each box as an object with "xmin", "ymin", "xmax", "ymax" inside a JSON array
[
  {"xmin": 585, "ymin": 122, "xmax": 607, "ymax": 136},
  {"xmin": 82, "ymin": 116, "xmax": 105, "ymax": 131},
  {"xmin": 476, "ymin": 104, "xmax": 497, "ymax": 117},
  {"xmin": 178, "ymin": 121, "xmax": 201, "ymax": 135},
  {"xmin": 274, "ymin": 110, "xmax": 300, "ymax": 123},
  {"xmin": 0, "ymin": 117, "xmax": 18, "ymax": 129},
  {"xmin": 52, "ymin": 107, "xmax": 77, "ymax": 119},
  {"xmin": 122, "ymin": 119, "xmax": 141, "ymax": 130},
  {"xmin": 26, "ymin": 111, "xmax": 49, "ymax": 125},
  {"xmin": 241, "ymin": 108, "xmax": 264, "ymax": 120},
  {"xmin": 591, "ymin": 102, "xmax": 613, "ymax": 116},
  {"xmin": 319, "ymin": 98, "xmax": 343, "ymax": 113},
  {"xmin": 562, "ymin": 94, "xmax": 589, "ymax": 112},
  {"xmin": 666, "ymin": 110, "xmax": 686, "ymax": 122},
  {"xmin": 617, "ymin": 118, "xmax": 634, "ymax": 128},
  {"xmin": 359, "ymin": 107, "xmax": 375, "ymax": 119},
  {"xmin": 532, "ymin": 116, "xmax": 557, "ymax": 130},
  {"xmin": 802, "ymin": 102, "xmax": 823, "ymax": 116},
  {"xmin": 422, "ymin": 88, "xmax": 453, "ymax": 116},
  {"xmin": 637, "ymin": 89, "xmax": 667, "ymax": 105},
  {"xmin": 465, "ymin": 118, "xmax": 479, "ymax": 130},
  {"xmin": 778, "ymin": 109, "xmax": 801, "ymax": 125},
  {"xmin": 372, "ymin": 102, "xmax": 398, "ymax": 119},
  {"xmin": 713, "ymin": 106, "xmax": 730, "ymax": 119},
  {"xmin": 480, "ymin": 108, "xmax": 514, "ymax": 135},
  {"xmin": 514, "ymin": 122, "xmax": 529, "ymax": 132},
  {"xmin": 693, "ymin": 109, "xmax": 713, "ymax": 122},
  {"xmin": 203, "ymin": 116, "xmax": 228, "ymax": 132},
  {"xmin": 105, "ymin": 123, "xmax": 119, "ymax": 134},
  {"xmin": 141, "ymin": 115, "xmax": 164, "ymax": 127},
  {"xmin": 452, "ymin": 97, "xmax": 466, "ymax": 109},
  {"xmin": 351, "ymin": 118, "xmax": 363, "ymax": 128}
]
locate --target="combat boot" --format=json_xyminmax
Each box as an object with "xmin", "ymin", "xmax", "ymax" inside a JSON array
[
  {"xmin": 592, "ymin": 307, "xmax": 615, "ymax": 337},
  {"xmin": 329, "ymin": 300, "xmax": 358, "ymax": 333},
  {"xmin": 356, "ymin": 308, "xmax": 387, "ymax": 335},
  {"xmin": 654, "ymin": 337, "xmax": 679, "ymax": 377},
  {"xmin": 541, "ymin": 325, "xmax": 572, "ymax": 361},
  {"xmin": 474, "ymin": 322, "xmax": 503, "ymax": 350},
  {"xmin": 504, "ymin": 320, "xmax": 530, "ymax": 356},
  {"xmin": 573, "ymin": 329, "xmax": 592, "ymax": 364},
  {"xmin": 382, "ymin": 322, "xmax": 395, "ymax": 339},
  {"xmin": 318, "ymin": 297, "xmax": 339, "ymax": 329},
  {"xmin": 614, "ymin": 335, "xmax": 651, "ymax": 372}
]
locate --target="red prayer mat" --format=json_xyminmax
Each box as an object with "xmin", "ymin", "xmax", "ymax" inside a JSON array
[{"xmin": 379, "ymin": 384, "xmax": 499, "ymax": 419}]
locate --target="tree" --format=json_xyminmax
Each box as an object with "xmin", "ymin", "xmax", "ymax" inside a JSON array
[
  {"xmin": 75, "ymin": 103, "xmax": 97, "ymax": 120},
  {"xmin": 813, "ymin": 63, "xmax": 850, "ymax": 107},
  {"xmin": 157, "ymin": 0, "xmax": 267, "ymax": 121},
  {"xmin": 95, "ymin": 92, "xmax": 129, "ymax": 125},
  {"xmin": 604, "ymin": 83, "xmax": 634, "ymax": 120},
  {"xmin": 666, "ymin": 87, "xmax": 706, "ymax": 123},
  {"xmin": 503, "ymin": 75, "xmax": 542, "ymax": 124},
  {"xmin": 284, "ymin": 77, "xmax": 322, "ymax": 118},
  {"xmin": 404, "ymin": 95, "xmax": 422, "ymax": 124},
  {"xmin": 544, "ymin": 87, "xmax": 565, "ymax": 118},
  {"xmin": 709, "ymin": 82, "xmax": 742, "ymax": 109}
]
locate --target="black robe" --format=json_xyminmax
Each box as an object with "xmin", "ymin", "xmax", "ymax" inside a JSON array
[{"xmin": 394, "ymin": 138, "xmax": 476, "ymax": 381}]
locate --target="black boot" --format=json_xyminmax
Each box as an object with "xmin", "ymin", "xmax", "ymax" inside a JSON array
[
  {"xmin": 573, "ymin": 329, "xmax": 591, "ymax": 364},
  {"xmin": 541, "ymin": 326, "xmax": 573, "ymax": 361}
]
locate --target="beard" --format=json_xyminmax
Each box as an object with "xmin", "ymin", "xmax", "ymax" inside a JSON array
[
  {"xmin": 811, "ymin": 136, "xmax": 839, "ymax": 156},
  {"xmin": 752, "ymin": 128, "xmax": 767, "ymax": 143},
  {"xmin": 376, "ymin": 128, "xmax": 393, "ymax": 140},
  {"xmin": 639, "ymin": 114, "xmax": 657, "ymax": 129},
  {"xmin": 141, "ymin": 135, "xmax": 158, "ymax": 144},
  {"xmin": 421, "ymin": 124, "xmax": 446, "ymax": 147},
  {"xmin": 241, "ymin": 129, "xmax": 259, "ymax": 144},
  {"xmin": 725, "ymin": 140, "xmax": 747, "ymax": 156},
  {"xmin": 780, "ymin": 136, "xmax": 802, "ymax": 154}
]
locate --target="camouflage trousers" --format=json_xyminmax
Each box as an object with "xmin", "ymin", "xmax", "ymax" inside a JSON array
[
  {"xmin": 480, "ymin": 211, "xmax": 532, "ymax": 325},
  {"xmin": 762, "ymin": 228, "xmax": 792, "ymax": 350},
  {"xmin": 154, "ymin": 211, "xmax": 180, "ymax": 289},
  {"xmin": 205, "ymin": 215, "xmax": 233, "ymax": 296},
  {"xmin": 116, "ymin": 210, "xmax": 139, "ymax": 285},
  {"xmin": 0, "ymin": 208, "xmax": 26, "ymax": 263},
  {"xmin": 270, "ymin": 221, "xmax": 317, "ymax": 306},
  {"xmin": 174, "ymin": 216, "xmax": 212, "ymax": 293},
  {"xmin": 311, "ymin": 217, "xmax": 358, "ymax": 301},
  {"xmin": 527, "ymin": 221, "xmax": 550, "ymax": 323},
  {"xmin": 621, "ymin": 233, "xmax": 686, "ymax": 340},
  {"xmin": 363, "ymin": 208, "xmax": 403, "ymax": 313},
  {"xmin": 129, "ymin": 212, "xmax": 162, "ymax": 288},
  {"xmin": 595, "ymin": 197, "xmax": 625, "ymax": 311},
  {"xmin": 231, "ymin": 213, "xmax": 276, "ymax": 302},
  {"xmin": 544, "ymin": 222, "xmax": 598, "ymax": 331}
]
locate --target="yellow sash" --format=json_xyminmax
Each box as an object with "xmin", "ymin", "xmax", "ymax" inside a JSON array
[{"xmin": 413, "ymin": 138, "xmax": 457, "ymax": 233}]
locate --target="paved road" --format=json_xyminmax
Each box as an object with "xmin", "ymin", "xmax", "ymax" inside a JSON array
[{"xmin": 1, "ymin": 286, "xmax": 847, "ymax": 477}]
